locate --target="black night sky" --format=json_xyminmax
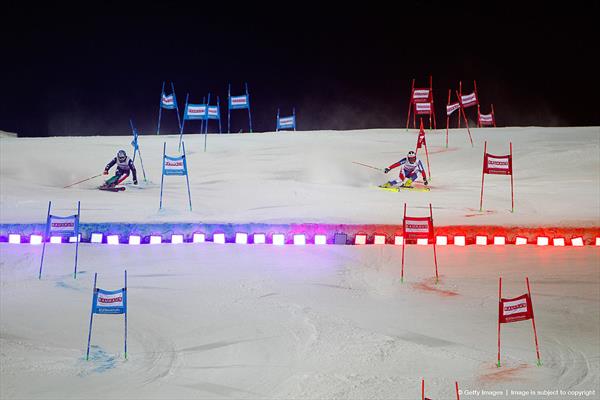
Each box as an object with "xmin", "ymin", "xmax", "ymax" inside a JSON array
[{"xmin": 2, "ymin": 2, "xmax": 598, "ymax": 137}]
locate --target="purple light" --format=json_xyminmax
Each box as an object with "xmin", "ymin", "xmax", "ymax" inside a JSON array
[
  {"xmin": 235, "ymin": 233, "xmax": 248, "ymax": 244},
  {"xmin": 171, "ymin": 234, "xmax": 184, "ymax": 244},
  {"xmin": 254, "ymin": 233, "xmax": 266, "ymax": 244},
  {"xmin": 213, "ymin": 233, "xmax": 226, "ymax": 244},
  {"xmin": 50, "ymin": 236, "xmax": 62, "ymax": 244},
  {"xmin": 150, "ymin": 235, "xmax": 162, "ymax": 245},
  {"xmin": 314, "ymin": 234, "xmax": 327, "ymax": 245},
  {"xmin": 129, "ymin": 235, "xmax": 141, "ymax": 245},
  {"xmin": 193, "ymin": 233, "xmax": 205, "ymax": 243},
  {"xmin": 8, "ymin": 234, "xmax": 21, "ymax": 244},
  {"xmin": 107, "ymin": 235, "xmax": 120, "ymax": 245},
  {"xmin": 91, "ymin": 233, "xmax": 103, "ymax": 243},
  {"xmin": 272, "ymin": 234, "xmax": 285, "ymax": 246},
  {"xmin": 293, "ymin": 234, "xmax": 306, "ymax": 245},
  {"xmin": 30, "ymin": 235, "xmax": 43, "ymax": 245},
  {"xmin": 436, "ymin": 236, "xmax": 447, "ymax": 245},
  {"xmin": 69, "ymin": 234, "xmax": 81, "ymax": 243}
]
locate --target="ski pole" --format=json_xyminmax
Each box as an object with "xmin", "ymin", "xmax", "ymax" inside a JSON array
[
  {"xmin": 64, "ymin": 174, "xmax": 103, "ymax": 188},
  {"xmin": 352, "ymin": 161, "xmax": 384, "ymax": 172}
]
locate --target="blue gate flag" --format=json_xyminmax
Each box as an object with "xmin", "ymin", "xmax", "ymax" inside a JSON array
[
  {"xmin": 161, "ymin": 92, "xmax": 177, "ymax": 110},
  {"xmin": 229, "ymin": 95, "xmax": 249, "ymax": 110},
  {"xmin": 163, "ymin": 154, "xmax": 188, "ymax": 176},
  {"xmin": 131, "ymin": 127, "xmax": 139, "ymax": 151},
  {"xmin": 207, "ymin": 105, "xmax": 220, "ymax": 119},
  {"xmin": 277, "ymin": 108, "xmax": 296, "ymax": 131},
  {"xmin": 93, "ymin": 288, "xmax": 127, "ymax": 314},
  {"xmin": 184, "ymin": 103, "xmax": 208, "ymax": 120}
]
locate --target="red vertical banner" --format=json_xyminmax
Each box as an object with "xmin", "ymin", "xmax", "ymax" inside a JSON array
[
  {"xmin": 402, "ymin": 203, "xmax": 438, "ymax": 283},
  {"xmin": 480, "ymin": 141, "xmax": 514, "ymax": 212},
  {"xmin": 497, "ymin": 277, "xmax": 542, "ymax": 367}
]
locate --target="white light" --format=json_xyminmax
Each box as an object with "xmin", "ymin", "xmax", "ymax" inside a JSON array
[
  {"xmin": 69, "ymin": 234, "xmax": 81, "ymax": 243},
  {"xmin": 355, "ymin": 234, "xmax": 367, "ymax": 245},
  {"xmin": 454, "ymin": 236, "xmax": 466, "ymax": 246},
  {"xmin": 253, "ymin": 233, "xmax": 266, "ymax": 244},
  {"xmin": 236, "ymin": 233, "xmax": 248, "ymax": 244},
  {"xmin": 314, "ymin": 234, "xmax": 327, "ymax": 245},
  {"xmin": 272, "ymin": 234, "xmax": 285, "ymax": 246},
  {"xmin": 50, "ymin": 236, "xmax": 62, "ymax": 244},
  {"xmin": 596, "ymin": 237, "xmax": 600, "ymax": 246},
  {"xmin": 213, "ymin": 233, "xmax": 225, "ymax": 244},
  {"xmin": 107, "ymin": 235, "xmax": 120, "ymax": 245},
  {"xmin": 129, "ymin": 235, "xmax": 141, "ymax": 245},
  {"xmin": 193, "ymin": 233, "xmax": 205, "ymax": 243},
  {"xmin": 150, "ymin": 235, "xmax": 162, "ymax": 245},
  {"xmin": 373, "ymin": 235, "xmax": 386, "ymax": 245},
  {"xmin": 30, "ymin": 235, "xmax": 43, "ymax": 245},
  {"xmin": 394, "ymin": 236, "xmax": 404, "ymax": 245},
  {"xmin": 537, "ymin": 237, "xmax": 549, "ymax": 246},
  {"xmin": 293, "ymin": 234, "xmax": 306, "ymax": 245},
  {"xmin": 436, "ymin": 236, "xmax": 447, "ymax": 245},
  {"xmin": 476, "ymin": 236, "xmax": 487, "ymax": 245},
  {"xmin": 8, "ymin": 234, "xmax": 21, "ymax": 244},
  {"xmin": 571, "ymin": 237, "xmax": 584, "ymax": 247},
  {"xmin": 493, "ymin": 236, "xmax": 506, "ymax": 245},
  {"xmin": 553, "ymin": 238, "xmax": 565, "ymax": 247},
  {"xmin": 417, "ymin": 238, "xmax": 429, "ymax": 245},
  {"xmin": 91, "ymin": 233, "xmax": 103, "ymax": 243},
  {"xmin": 171, "ymin": 234, "xmax": 184, "ymax": 244},
  {"xmin": 515, "ymin": 237, "xmax": 527, "ymax": 245}
]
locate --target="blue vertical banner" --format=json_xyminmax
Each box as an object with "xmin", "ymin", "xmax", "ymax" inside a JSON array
[
  {"xmin": 159, "ymin": 142, "xmax": 193, "ymax": 211},
  {"xmin": 157, "ymin": 81, "xmax": 182, "ymax": 135},
  {"xmin": 227, "ymin": 83, "xmax": 253, "ymax": 133},
  {"xmin": 86, "ymin": 271, "xmax": 128, "ymax": 361},
  {"xmin": 129, "ymin": 119, "xmax": 147, "ymax": 182},
  {"xmin": 277, "ymin": 107, "xmax": 296, "ymax": 131},
  {"xmin": 38, "ymin": 201, "xmax": 81, "ymax": 280}
]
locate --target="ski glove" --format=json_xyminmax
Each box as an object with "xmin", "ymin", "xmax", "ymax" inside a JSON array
[
  {"xmin": 133, "ymin": 179, "xmax": 138, "ymax": 185},
  {"xmin": 423, "ymin": 179, "xmax": 428, "ymax": 186},
  {"xmin": 103, "ymin": 170, "xmax": 109, "ymax": 175},
  {"xmin": 384, "ymin": 167, "xmax": 390, "ymax": 173}
]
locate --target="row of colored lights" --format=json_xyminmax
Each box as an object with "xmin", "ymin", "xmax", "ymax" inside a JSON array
[{"xmin": 3, "ymin": 233, "xmax": 599, "ymax": 246}]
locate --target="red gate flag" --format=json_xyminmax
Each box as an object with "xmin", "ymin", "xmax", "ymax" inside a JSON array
[
  {"xmin": 416, "ymin": 130, "xmax": 426, "ymax": 149},
  {"xmin": 460, "ymin": 92, "xmax": 478, "ymax": 108},
  {"xmin": 480, "ymin": 141, "xmax": 514, "ymax": 212},
  {"xmin": 478, "ymin": 104, "xmax": 496, "ymax": 127},
  {"xmin": 401, "ymin": 203, "xmax": 438, "ymax": 283},
  {"xmin": 499, "ymin": 294, "xmax": 533, "ymax": 323},
  {"xmin": 406, "ymin": 76, "xmax": 437, "ymax": 130},
  {"xmin": 446, "ymin": 102, "xmax": 460, "ymax": 116},
  {"xmin": 497, "ymin": 277, "xmax": 541, "ymax": 367},
  {"xmin": 446, "ymin": 89, "xmax": 473, "ymax": 148},
  {"xmin": 415, "ymin": 102, "xmax": 432, "ymax": 115}
]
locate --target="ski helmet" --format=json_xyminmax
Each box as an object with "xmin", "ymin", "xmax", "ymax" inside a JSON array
[
  {"xmin": 117, "ymin": 150, "xmax": 127, "ymax": 162},
  {"xmin": 407, "ymin": 150, "xmax": 416, "ymax": 163}
]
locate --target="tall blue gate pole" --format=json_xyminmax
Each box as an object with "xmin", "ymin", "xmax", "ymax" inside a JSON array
[
  {"xmin": 246, "ymin": 82, "xmax": 253, "ymax": 133},
  {"xmin": 217, "ymin": 96, "xmax": 222, "ymax": 134},
  {"xmin": 204, "ymin": 93, "xmax": 211, "ymax": 153},
  {"xmin": 73, "ymin": 201, "xmax": 81, "ymax": 279},
  {"xmin": 86, "ymin": 273, "xmax": 98, "ymax": 361},
  {"xmin": 227, "ymin": 83, "xmax": 231, "ymax": 134},
  {"xmin": 159, "ymin": 142, "xmax": 166, "ymax": 210},
  {"xmin": 38, "ymin": 201, "xmax": 51, "ymax": 279},
  {"xmin": 124, "ymin": 269, "xmax": 128, "ymax": 360},
  {"xmin": 183, "ymin": 142, "xmax": 193, "ymax": 211},
  {"xmin": 172, "ymin": 82, "xmax": 182, "ymax": 132},
  {"xmin": 157, "ymin": 81, "xmax": 165, "ymax": 135},
  {"xmin": 179, "ymin": 93, "xmax": 189, "ymax": 152}
]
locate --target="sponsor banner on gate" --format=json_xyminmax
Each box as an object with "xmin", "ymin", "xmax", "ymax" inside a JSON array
[
  {"xmin": 161, "ymin": 93, "xmax": 177, "ymax": 109},
  {"xmin": 479, "ymin": 113, "xmax": 494, "ymax": 125},
  {"xmin": 485, "ymin": 154, "xmax": 512, "ymax": 175},
  {"xmin": 499, "ymin": 294, "xmax": 533, "ymax": 323},
  {"xmin": 403, "ymin": 217, "xmax": 432, "ymax": 240},
  {"xmin": 93, "ymin": 288, "xmax": 126, "ymax": 314},
  {"xmin": 413, "ymin": 89, "xmax": 431, "ymax": 102},
  {"xmin": 48, "ymin": 215, "xmax": 78, "ymax": 234},
  {"xmin": 230, "ymin": 95, "xmax": 249, "ymax": 109},
  {"xmin": 184, "ymin": 104, "xmax": 208, "ymax": 120},
  {"xmin": 278, "ymin": 116, "xmax": 295, "ymax": 129},
  {"xmin": 207, "ymin": 105, "xmax": 220, "ymax": 119},
  {"xmin": 415, "ymin": 102, "xmax": 432, "ymax": 114},
  {"xmin": 163, "ymin": 155, "xmax": 187, "ymax": 176},
  {"xmin": 461, "ymin": 92, "xmax": 477, "ymax": 108},
  {"xmin": 446, "ymin": 102, "xmax": 460, "ymax": 116}
]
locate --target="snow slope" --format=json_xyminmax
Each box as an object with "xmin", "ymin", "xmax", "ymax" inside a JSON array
[{"xmin": 1, "ymin": 127, "xmax": 599, "ymax": 227}]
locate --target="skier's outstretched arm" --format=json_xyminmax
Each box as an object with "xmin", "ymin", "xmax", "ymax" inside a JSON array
[{"xmin": 104, "ymin": 158, "xmax": 117, "ymax": 174}]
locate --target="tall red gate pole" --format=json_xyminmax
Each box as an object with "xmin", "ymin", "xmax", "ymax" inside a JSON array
[
  {"xmin": 401, "ymin": 203, "xmax": 406, "ymax": 283},
  {"xmin": 497, "ymin": 276, "xmax": 502, "ymax": 367},
  {"xmin": 430, "ymin": 203, "xmax": 438, "ymax": 284},
  {"xmin": 510, "ymin": 142, "xmax": 514, "ymax": 213},
  {"xmin": 526, "ymin": 277, "xmax": 542, "ymax": 366},
  {"xmin": 480, "ymin": 141, "xmax": 487, "ymax": 211}
]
